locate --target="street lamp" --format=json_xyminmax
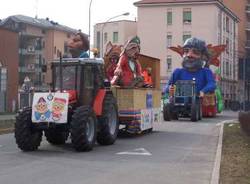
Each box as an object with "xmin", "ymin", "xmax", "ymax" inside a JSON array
[{"xmin": 101, "ymin": 12, "xmax": 130, "ymax": 57}]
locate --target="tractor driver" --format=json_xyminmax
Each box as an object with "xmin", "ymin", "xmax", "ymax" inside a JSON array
[
  {"xmin": 163, "ymin": 37, "xmax": 216, "ymax": 97},
  {"xmin": 67, "ymin": 32, "xmax": 89, "ymax": 58}
]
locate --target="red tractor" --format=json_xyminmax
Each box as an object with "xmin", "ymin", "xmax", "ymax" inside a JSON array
[{"xmin": 15, "ymin": 58, "xmax": 119, "ymax": 152}]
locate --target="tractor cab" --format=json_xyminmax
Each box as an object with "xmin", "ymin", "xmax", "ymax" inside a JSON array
[
  {"xmin": 163, "ymin": 79, "xmax": 202, "ymax": 122},
  {"xmin": 51, "ymin": 58, "xmax": 105, "ymax": 106}
]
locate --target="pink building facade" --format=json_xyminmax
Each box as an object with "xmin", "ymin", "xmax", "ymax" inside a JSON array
[{"xmin": 135, "ymin": 0, "xmax": 239, "ymax": 103}]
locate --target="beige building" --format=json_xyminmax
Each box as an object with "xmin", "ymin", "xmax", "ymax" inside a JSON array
[
  {"xmin": 94, "ymin": 20, "xmax": 137, "ymax": 57},
  {"xmin": 134, "ymin": 0, "xmax": 239, "ymax": 103}
]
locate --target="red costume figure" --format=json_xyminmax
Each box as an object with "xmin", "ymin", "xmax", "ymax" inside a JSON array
[
  {"xmin": 111, "ymin": 36, "xmax": 144, "ymax": 87},
  {"xmin": 104, "ymin": 41, "xmax": 122, "ymax": 81}
]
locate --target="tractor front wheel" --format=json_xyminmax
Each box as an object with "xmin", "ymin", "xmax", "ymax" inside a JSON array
[
  {"xmin": 15, "ymin": 107, "xmax": 42, "ymax": 151},
  {"xmin": 163, "ymin": 104, "xmax": 172, "ymax": 121},
  {"xmin": 70, "ymin": 106, "xmax": 97, "ymax": 152},
  {"xmin": 97, "ymin": 94, "xmax": 119, "ymax": 145},
  {"xmin": 198, "ymin": 102, "xmax": 202, "ymax": 120}
]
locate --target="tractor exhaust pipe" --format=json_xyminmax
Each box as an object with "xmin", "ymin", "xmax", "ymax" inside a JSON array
[{"xmin": 59, "ymin": 52, "xmax": 63, "ymax": 92}]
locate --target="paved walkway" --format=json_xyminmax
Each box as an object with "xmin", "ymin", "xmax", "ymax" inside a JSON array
[{"xmin": 0, "ymin": 114, "xmax": 15, "ymax": 121}]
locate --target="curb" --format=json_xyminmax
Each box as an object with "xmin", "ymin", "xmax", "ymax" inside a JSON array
[
  {"xmin": 0, "ymin": 119, "xmax": 15, "ymax": 135},
  {"xmin": 0, "ymin": 128, "xmax": 14, "ymax": 135},
  {"xmin": 210, "ymin": 122, "xmax": 224, "ymax": 184}
]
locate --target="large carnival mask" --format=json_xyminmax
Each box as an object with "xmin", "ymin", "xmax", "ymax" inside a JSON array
[
  {"xmin": 68, "ymin": 33, "xmax": 89, "ymax": 58},
  {"xmin": 182, "ymin": 38, "xmax": 208, "ymax": 72},
  {"xmin": 168, "ymin": 38, "xmax": 226, "ymax": 69}
]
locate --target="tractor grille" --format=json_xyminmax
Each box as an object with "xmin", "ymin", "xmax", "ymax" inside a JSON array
[{"xmin": 174, "ymin": 97, "xmax": 192, "ymax": 104}]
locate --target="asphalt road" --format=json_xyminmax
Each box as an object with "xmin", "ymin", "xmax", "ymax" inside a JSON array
[{"xmin": 0, "ymin": 111, "xmax": 238, "ymax": 184}]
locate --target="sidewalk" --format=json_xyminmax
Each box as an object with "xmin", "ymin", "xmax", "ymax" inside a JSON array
[
  {"xmin": 0, "ymin": 114, "xmax": 16, "ymax": 134},
  {"xmin": 0, "ymin": 114, "xmax": 16, "ymax": 121}
]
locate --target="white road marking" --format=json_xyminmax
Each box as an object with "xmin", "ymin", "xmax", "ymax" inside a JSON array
[{"xmin": 116, "ymin": 148, "xmax": 152, "ymax": 156}]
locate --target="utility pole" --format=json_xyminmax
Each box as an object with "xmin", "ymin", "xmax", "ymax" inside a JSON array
[{"xmin": 34, "ymin": 0, "xmax": 39, "ymax": 18}]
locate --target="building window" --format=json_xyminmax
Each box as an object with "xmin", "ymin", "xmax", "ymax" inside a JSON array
[
  {"xmin": 226, "ymin": 61, "xmax": 229, "ymax": 76},
  {"xmin": 104, "ymin": 32, "xmax": 108, "ymax": 43},
  {"xmin": 113, "ymin": 32, "xmax": 118, "ymax": 43},
  {"xmin": 0, "ymin": 68, "xmax": 7, "ymax": 91},
  {"xmin": 54, "ymin": 46, "xmax": 56, "ymax": 54},
  {"xmin": 64, "ymin": 42, "xmax": 68, "ymax": 53},
  {"xmin": 167, "ymin": 34, "xmax": 172, "ymax": 47},
  {"xmin": 167, "ymin": 57, "xmax": 172, "ymax": 71},
  {"xmin": 167, "ymin": 11, "xmax": 172, "ymax": 25},
  {"xmin": 183, "ymin": 33, "xmax": 191, "ymax": 43},
  {"xmin": 183, "ymin": 9, "xmax": 192, "ymax": 24},
  {"xmin": 226, "ymin": 38, "xmax": 229, "ymax": 53},
  {"xmin": 226, "ymin": 16, "xmax": 229, "ymax": 33},
  {"xmin": 96, "ymin": 31, "xmax": 101, "ymax": 49},
  {"xmin": 42, "ymin": 41, "xmax": 45, "ymax": 49}
]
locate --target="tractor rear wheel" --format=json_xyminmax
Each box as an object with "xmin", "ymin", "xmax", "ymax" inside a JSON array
[
  {"xmin": 172, "ymin": 113, "xmax": 179, "ymax": 120},
  {"xmin": 70, "ymin": 106, "xmax": 97, "ymax": 152},
  {"xmin": 198, "ymin": 102, "xmax": 202, "ymax": 120},
  {"xmin": 15, "ymin": 107, "xmax": 42, "ymax": 151},
  {"xmin": 97, "ymin": 94, "xmax": 119, "ymax": 145},
  {"xmin": 45, "ymin": 129, "xmax": 69, "ymax": 145},
  {"xmin": 163, "ymin": 104, "xmax": 171, "ymax": 121},
  {"xmin": 191, "ymin": 103, "xmax": 199, "ymax": 122}
]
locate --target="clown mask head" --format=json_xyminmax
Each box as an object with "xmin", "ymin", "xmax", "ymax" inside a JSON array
[
  {"xmin": 35, "ymin": 97, "xmax": 48, "ymax": 114},
  {"xmin": 52, "ymin": 97, "xmax": 66, "ymax": 114}
]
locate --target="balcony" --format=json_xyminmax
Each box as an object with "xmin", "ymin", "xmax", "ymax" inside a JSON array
[
  {"xmin": 19, "ymin": 65, "xmax": 42, "ymax": 73},
  {"xmin": 19, "ymin": 47, "xmax": 42, "ymax": 55},
  {"xmin": 246, "ymin": 23, "xmax": 250, "ymax": 31},
  {"xmin": 245, "ymin": 40, "xmax": 250, "ymax": 49}
]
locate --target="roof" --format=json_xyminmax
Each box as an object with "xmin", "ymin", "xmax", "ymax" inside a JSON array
[
  {"xmin": 134, "ymin": 0, "xmax": 217, "ymax": 5},
  {"xmin": 95, "ymin": 19, "xmax": 136, "ymax": 26},
  {"xmin": 0, "ymin": 15, "xmax": 78, "ymax": 33}
]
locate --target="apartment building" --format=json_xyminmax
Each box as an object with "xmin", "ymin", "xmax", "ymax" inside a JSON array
[
  {"xmin": 94, "ymin": 20, "xmax": 137, "ymax": 57},
  {"xmin": 0, "ymin": 28, "xmax": 19, "ymax": 112},
  {"xmin": 0, "ymin": 15, "xmax": 77, "ymax": 89},
  {"xmin": 221, "ymin": 0, "xmax": 250, "ymax": 103},
  {"xmin": 134, "ymin": 0, "xmax": 239, "ymax": 103},
  {"xmin": 0, "ymin": 15, "xmax": 83, "ymax": 112}
]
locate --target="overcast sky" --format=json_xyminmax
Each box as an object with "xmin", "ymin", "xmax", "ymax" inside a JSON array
[{"xmin": 0, "ymin": 0, "xmax": 138, "ymax": 34}]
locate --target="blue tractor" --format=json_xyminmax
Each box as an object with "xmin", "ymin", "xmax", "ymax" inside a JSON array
[{"xmin": 163, "ymin": 79, "xmax": 202, "ymax": 122}]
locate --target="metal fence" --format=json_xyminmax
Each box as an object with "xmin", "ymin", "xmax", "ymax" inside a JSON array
[{"xmin": 229, "ymin": 101, "xmax": 250, "ymax": 112}]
